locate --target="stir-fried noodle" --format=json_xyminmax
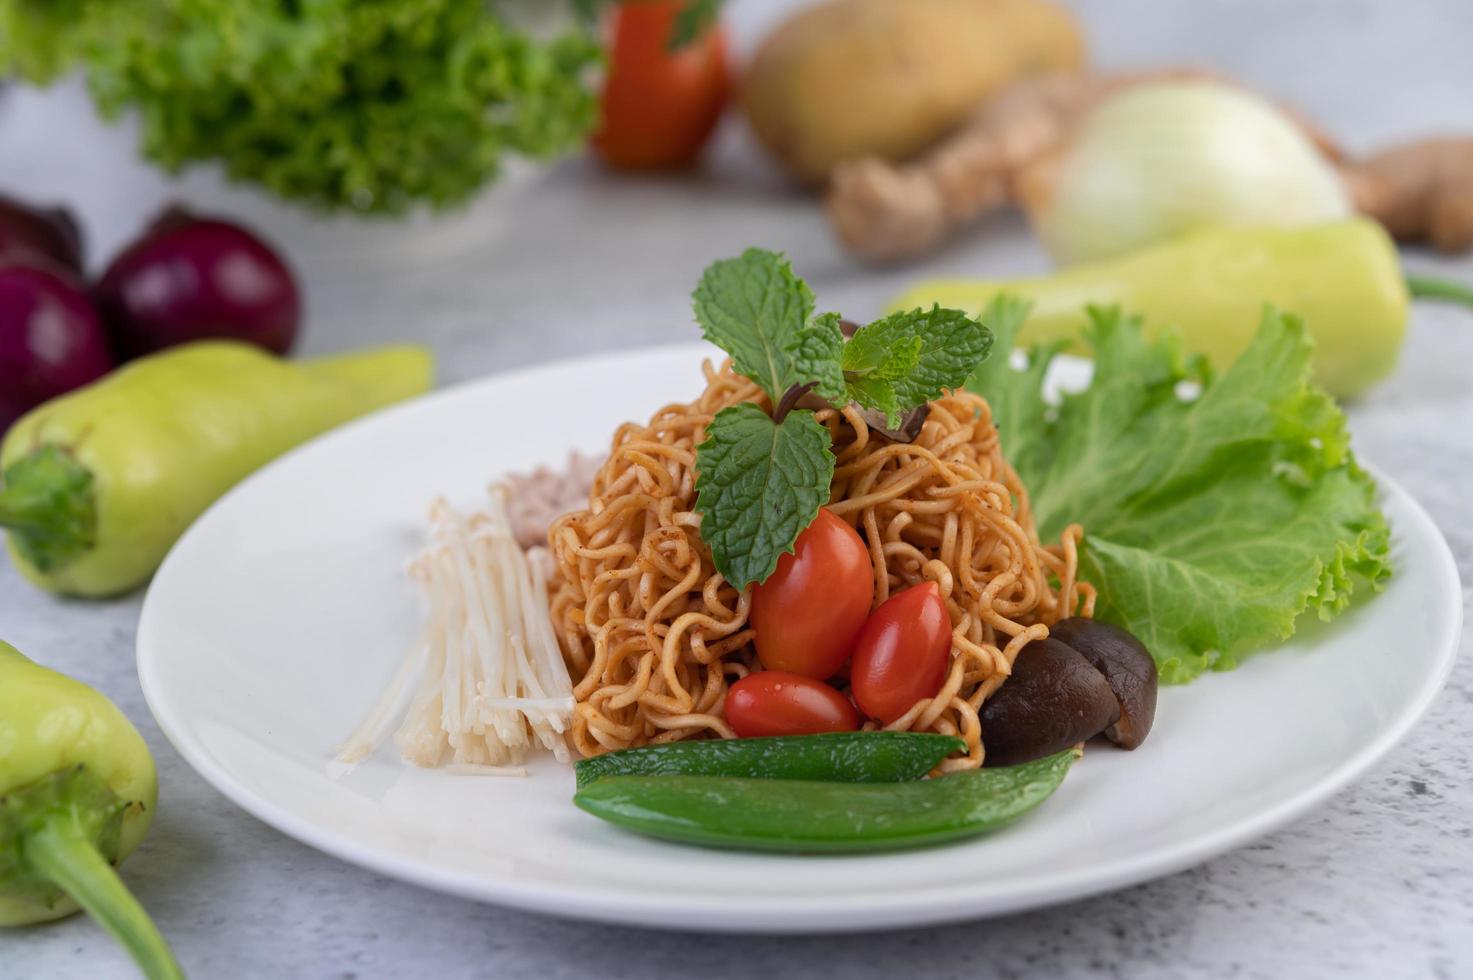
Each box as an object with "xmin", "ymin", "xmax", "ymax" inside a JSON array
[{"xmin": 549, "ymin": 361, "xmax": 1093, "ymax": 769}]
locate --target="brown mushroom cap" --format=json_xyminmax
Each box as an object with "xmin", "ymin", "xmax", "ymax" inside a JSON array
[
  {"xmin": 1049, "ymin": 618, "xmax": 1158, "ymax": 750},
  {"xmin": 980, "ymin": 638, "xmax": 1120, "ymax": 767}
]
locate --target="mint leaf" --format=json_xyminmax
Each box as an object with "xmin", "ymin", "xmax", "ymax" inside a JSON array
[
  {"xmin": 693, "ymin": 248, "xmax": 816, "ymax": 402},
  {"xmin": 849, "ymin": 306, "xmax": 993, "ymax": 409},
  {"xmin": 842, "ymin": 331, "xmax": 922, "ymax": 381},
  {"xmin": 695, "ymin": 404, "xmax": 835, "ymax": 589},
  {"xmin": 844, "ymin": 374, "xmax": 901, "ymax": 424},
  {"xmin": 969, "ymin": 306, "xmax": 1390, "ymax": 684},
  {"xmin": 787, "ymin": 312, "xmax": 847, "ymax": 405},
  {"xmin": 842, "ymin": 306, "xmax": 993, "ymax": 422}
]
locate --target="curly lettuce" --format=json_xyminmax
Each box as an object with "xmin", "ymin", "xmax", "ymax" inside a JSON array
[
  {"xmin": 0, "ymin": 0, "xmax": 601, "ymax": 213},
  {"xmin": 969, "ymin": 301, "xmax": 1391, "ymax": 684}
]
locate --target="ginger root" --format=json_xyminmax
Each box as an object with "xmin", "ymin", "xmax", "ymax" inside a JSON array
[
  {"xmin": 825, "ymin": 72, "xmax": 1149, "ymax": 262},
  {"xmin": 826, "ymin": 69, "xmax": 1473, "ymax": 264},
  {"xmin": 1345, "ymin": 139, "xmax": 1473, "ymax": 253}
]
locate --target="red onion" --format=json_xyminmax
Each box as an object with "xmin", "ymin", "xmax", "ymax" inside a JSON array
[
  {"xmin": 0, "ymin": 193, "xmax": 84, "ymax": 273},
  {"xmin": 0, "ymin": 256, "xmax": 115, "ymax": 432},
  {"xmin": 96, "ymin": 207, "xmax": 301, "ymax": 359}
]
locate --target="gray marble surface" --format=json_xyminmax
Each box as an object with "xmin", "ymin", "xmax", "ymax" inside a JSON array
[{"xmin": 3, "ymin": 1, "xmax": 1472, "ymax": 977}]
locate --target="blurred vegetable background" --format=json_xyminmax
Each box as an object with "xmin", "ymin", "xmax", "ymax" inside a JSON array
[
  {"xmin": 1, "ymin": 0, "xmax": 1469, "ymax": 583},
  {"xmin": 3, "ymin": 0, "xmax": 1472, "ymax": 974},
  {"xmin": 0, "ymin": 0, "xmax": 602, "ymax": 214}
]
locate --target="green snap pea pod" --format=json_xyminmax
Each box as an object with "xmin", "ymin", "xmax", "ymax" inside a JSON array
[
  {"xmin": 574, "ymin": 732, "xmax": 965, "ymax": 789},
  {"xmin": 573, "ymin": 749, "xmax": 1075, "ymax": 853},
  {"xmin": 0, "ymin": 641, "xmax": 182, "ymax": 979}
]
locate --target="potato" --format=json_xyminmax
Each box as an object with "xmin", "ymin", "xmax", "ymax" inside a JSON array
[{"xmin": 741, "ymin": 0, "xmax": 1086, "ymax": 183}]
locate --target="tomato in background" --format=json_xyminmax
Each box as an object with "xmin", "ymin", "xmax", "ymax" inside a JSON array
[
  {"xmin": 726, "ymin": 672, "xmax": 859, "ymax": 738},
  {"xmin": 750, "ymin": 509, "xmax": 873, "ymax": 679},
  {"xmin": 594, "ymin": 1, "xmax": 731, "ymax": 169},
  {"xmin": 849, "ymin": 582, "xmax": 953, "ymax": 724}
]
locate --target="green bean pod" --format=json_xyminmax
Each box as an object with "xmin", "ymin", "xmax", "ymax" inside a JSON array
[
  {"xmin": 574, "ymin": 732, "xmax": 966, "ymax": 789},
  {"xmin": 574, "ymin": 749, "xmax": 1075, "ymax": 853}
]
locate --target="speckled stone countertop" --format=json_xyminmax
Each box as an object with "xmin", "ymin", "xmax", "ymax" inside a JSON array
[{"xmin": 3, "ymin": 2, "xmax": 1471, "ymax": 977}]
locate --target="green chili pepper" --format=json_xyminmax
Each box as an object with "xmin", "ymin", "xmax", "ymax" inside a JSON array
[
  {"xmin": 575, "ymin": 732, "xmax": 966, "ymax": 789},
  {"xmin": 573, "ymin": 749, "xmax": 1075, "ymax": 853},
  {"xmin": 0, "ymin": 340, "xmax": 433, "ymax": 597},
  {"xmin": 0, "ymin": 641, "xmax": 182, "ymax": 979},
  {"xmin": 891, "ymin": 218, "xmax": 1473, "ymax": 398}
]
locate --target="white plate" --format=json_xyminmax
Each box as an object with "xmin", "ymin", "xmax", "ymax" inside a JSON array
[{"xmin": 137, "ymin": 343, "xmax": 1462, "ymax": 934}]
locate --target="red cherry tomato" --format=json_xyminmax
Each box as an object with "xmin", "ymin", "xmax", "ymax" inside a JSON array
[
  {"xmin": 750, "ymin": 509, "xmax": 873, "ymax": 679},
  {"xmin": 850, "ymin": 582, "xmax": 953, "ymax": 724},
  {"xmin": 725, "ymin": 672, "xmax": 859, "ymax": 738},
  {"xmin": 593, "ymin": 1, "xmax": 730, "ymax": 169}
]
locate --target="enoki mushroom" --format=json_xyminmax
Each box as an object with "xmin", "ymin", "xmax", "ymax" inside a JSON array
[{"xmin": 337, "ymin": 488, "xmax": 574, "ymax": 774}]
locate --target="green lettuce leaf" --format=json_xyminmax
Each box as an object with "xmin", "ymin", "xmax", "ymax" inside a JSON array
[
  {"xmin": 969, "ymin": 304, "xmax": 1391, "ymax": 684},
  {"xmin": 0, "ymin": 0, "xmax": 602, "ymax": 213}
]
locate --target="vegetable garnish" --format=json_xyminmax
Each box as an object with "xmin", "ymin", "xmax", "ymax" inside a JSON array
[
  {"xmin": 337, "ymin": 491, "xmax": 575, "ymax": 773},
  {"xmin": 574, "ymin": 732, "xmax": 966, "ymax": 789},
  {"xmin": 0, "ymin": 0, "xmax": 601, "ymax": 213},
  {"xmin": 969, "ymin": 300, "xmax": 1391, "ymax": 683},
  {"xmin": 573, "ymin": 749, "xmax": 1077, "ymax": 853},
  {"xmin": 692, "ymin": 248, "xmax": 993, "ymax": 589}
]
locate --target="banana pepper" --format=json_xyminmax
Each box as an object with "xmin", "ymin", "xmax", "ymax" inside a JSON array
[
  {"xmin": 892, "ymin": 218, "xmax": 1473, "ymax": 398},
  {"xmin": 0, "ymin": 641, "xmax": 182, "ymax": 979},
  {"xmin": 0, "ymin": 340, "xmax": 433, "ymax": 597}
]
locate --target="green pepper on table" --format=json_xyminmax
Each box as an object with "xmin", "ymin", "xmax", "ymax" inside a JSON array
[
  {"xmin": 0, "ymin": 340, "xmax": 433, "ymax": 598},
  {"xmin": 0, "ymin": 641, "xmax": 182, "ymax": 979},
  {"xmin": 892, "ymin": 218, "xmax": 1473, "ymax": 399}
]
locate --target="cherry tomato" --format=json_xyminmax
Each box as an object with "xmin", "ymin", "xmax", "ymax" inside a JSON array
[
  {"xmin": 750, "ymin": 509, "xmax": 873, "ymax": 679},
  {"xmin": 850, "ymin": 582, "xmax": 953, "ymax": 724},
  {"xmin": 725, "ymin": 672, "xmax": 859, "ymax": 738},
  {"xmin": 593, "ymin": 1, "xmax": 730, "ymax": 169}
]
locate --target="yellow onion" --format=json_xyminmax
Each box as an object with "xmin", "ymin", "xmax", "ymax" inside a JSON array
[{"xmin": 1024, "ymin": 80, "xmax": 1350, "ymax": 265}]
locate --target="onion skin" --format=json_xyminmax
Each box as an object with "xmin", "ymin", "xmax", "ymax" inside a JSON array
[
  {"xmin": 0, "ymin": 194, "xmax": 84, "ymax": 274},
  {"xmin": 1026, "ymin": 80, "xmax": 1351, "ymax": 266},
  {"xmin": 96, "ymin": 209, "xmax": 301, "ymax": 359},
  {"xmin": 0, "ymin": 257, "xmax": 114, "ymax": 432}
]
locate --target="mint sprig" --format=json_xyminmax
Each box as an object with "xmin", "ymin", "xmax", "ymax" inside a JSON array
[
  {"xmin": 692, "ymin": 248, "xmax": 993, "ymax": 589},
  {"xmin": 692, "ymin": 249, "xmax": 844, "ymax": 404},
  {"xmin": 843, "ymin": 307, "xmax": 994, "ymax": 417}
]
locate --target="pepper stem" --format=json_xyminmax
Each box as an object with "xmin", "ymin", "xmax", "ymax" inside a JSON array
[
  {"xmin": 0, "ymin": 444, "xmax": 97, "ymax": 571},
  {"xmin": 1406, "ymin": 273, "xmax": 1473, "ymax": 310},
  {"xmin": 24, "ymin": 813, "xmax": 184, "ymax": 980}
]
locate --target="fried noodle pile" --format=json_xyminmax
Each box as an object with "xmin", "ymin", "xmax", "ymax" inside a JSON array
[{"xmin": 548, "ymin": 362, "xmax": 1093, "ymax": 769}]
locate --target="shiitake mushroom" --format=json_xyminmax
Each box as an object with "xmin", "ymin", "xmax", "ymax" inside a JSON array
[
  {"xmin": 981, "ymin": 619, "xmax": 1159, "ymax": 767},
  {"xmin": 1049, "ymin": 617, "xmax": 1157, "ymax": 750},
  {"xmin": 979, "ymin": 638, "xmax": 1119, "ymax": 768}
]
